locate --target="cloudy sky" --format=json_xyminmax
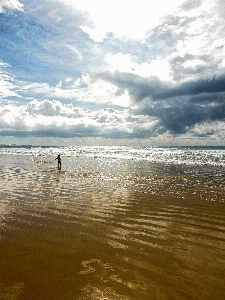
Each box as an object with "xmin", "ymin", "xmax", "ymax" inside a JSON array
[{"xmin": 1, "ymin": 0, "xmax": 225, "ymax": 146}]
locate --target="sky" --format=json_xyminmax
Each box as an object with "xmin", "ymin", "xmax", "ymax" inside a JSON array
[{"xmin": 1, "ymin": 0, "xmax": 225, "ymax": 146}]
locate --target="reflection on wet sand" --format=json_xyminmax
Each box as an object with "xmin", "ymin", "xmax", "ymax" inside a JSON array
[
  {"xmin": 0, "ymin": 154, "xmax": 225, "ymax": 299},
  {"xmin": 0, "ymin": 282, "xmax": 24, "ymax": 300}
]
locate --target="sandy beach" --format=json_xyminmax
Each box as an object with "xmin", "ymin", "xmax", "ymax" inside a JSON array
[{"xmin": 0, "ymin": 150, "xmax": 225, "ymax": 299}]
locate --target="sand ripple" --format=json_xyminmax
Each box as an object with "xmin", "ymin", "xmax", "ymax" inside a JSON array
[{"xmin": 0, "ymin": 154, "xmax": 225, "ymax": 299}]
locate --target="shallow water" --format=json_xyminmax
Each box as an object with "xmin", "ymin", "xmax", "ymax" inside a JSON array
[{"xmin": 0, "ymin": 147, "xmax": 225, "ymax": 299}]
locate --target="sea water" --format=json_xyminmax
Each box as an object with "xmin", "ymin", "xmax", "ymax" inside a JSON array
[
  {"xmin": 1, "ymin": 145, "xmax": 225, "ymax": 166},
  {"xmin": 0, "ymin": 145, "xmax": 225, "ymax": 299}
]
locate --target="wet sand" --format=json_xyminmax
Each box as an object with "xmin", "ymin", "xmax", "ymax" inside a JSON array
[{"xmin": 0, "ymin": 154, "xmax": 225, "ymax": 299}]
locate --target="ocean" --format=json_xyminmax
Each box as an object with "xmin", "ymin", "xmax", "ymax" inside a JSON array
[{"xmin": 0, "ymin": 145, "xmax": 225, "ymax": 299}]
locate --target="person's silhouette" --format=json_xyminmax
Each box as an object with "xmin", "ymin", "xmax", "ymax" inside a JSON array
[{"xmin": 55, "ymin": 155, "xmax": 61, "ymax": 169}]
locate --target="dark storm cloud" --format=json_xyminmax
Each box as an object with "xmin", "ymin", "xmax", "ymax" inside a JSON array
[
  {"xmin": 172, "ymin": 76, "xmax": 225, "ymax": 97},
  {"xmin": 96, "ymin": 71, "xmax": 225, "ymax": 101},
  {"xmin": 94, "ymin": 71, "xmax": 168, "ymax": 102},
  {"xmin": 138, "ymin": 99, "xmax": 225, "ymax": 134},
  {"xmin": 95, "ymin": 71, "xmax": 225, "ymax": 134}
]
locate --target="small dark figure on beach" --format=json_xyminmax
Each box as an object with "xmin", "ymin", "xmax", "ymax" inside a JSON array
[{"xmin": 55, "ymin": 155, "xmax": 61, "ymax": 169}]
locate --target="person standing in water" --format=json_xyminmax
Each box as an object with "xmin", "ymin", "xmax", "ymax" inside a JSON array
[{"xmin": 55, "ymin": 155, "xmax": 61, "ymax": 169}]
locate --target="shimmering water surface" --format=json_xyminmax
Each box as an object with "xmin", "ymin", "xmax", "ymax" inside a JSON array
[{"xmin": 0, "ymin": 146, "xmax": 225, "ymax": 299}]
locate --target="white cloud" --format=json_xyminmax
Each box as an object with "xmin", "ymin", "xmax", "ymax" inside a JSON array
[
  {"xmin": 190, "ymin": 121, "xmax": 225, "ymax": 139},
  {"xmin": 66, "ymin": 45, "xmax": 83, "ymax": 60},
  {"xmin": 58, "ymin": 0, "xmax": 184, "ymax": 39},
  {"xmin": 0, "ymin": 99, "xmax": 157, "ymax": 138},
  {"xmin": 18, "ymin": 76, "xmax": 130, "ymax": 107},
  {"xmin": 0, "ymin": 105, "xmax": 31, "ymax": 130},
  {"xmin": 26, "ymin": 100, "xmax": 83, "ymax": 118},
  {"xmin": 80, "ymin": 25, "xmax": 107, "ymax": 42},
  {"xmin": 77, "ymin": 79, "xmax": 130, "ymax": 107},
  {"xmin": 65, "ymin": 77, "xmax": 73, "ymax": 83},
  {"xmin": 0, "ymin": 76, "xmax": 20, "ymax": 99},
  {"xmin": 183, "ymin": 59, "xmax": 206, "ymax": 68},
  {"xmin": 2, "ymin": 0, "xmax": 225, "ymax": 144},
  {"xmin": 175, "ymin": 1, "xmax": 224, "ymax": 57},
  {"xmin": 17, "ymin": 81, "xmax": 79, "ymax": 101},
  {"xmin": 105, "ymin": 53, "xmax": 172, "ymax": 81},
  {"xmin": 0, "ymin": 62, "xmax": 20, "ymax": 99},
  {"xmin": 0, "ymin": 0, "xmax": 23, "ymax": 12}
]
